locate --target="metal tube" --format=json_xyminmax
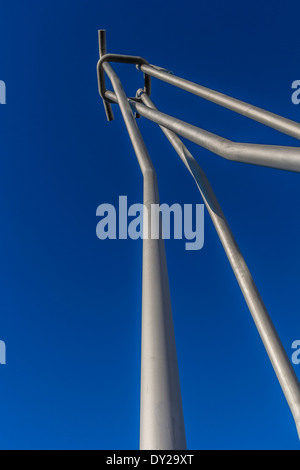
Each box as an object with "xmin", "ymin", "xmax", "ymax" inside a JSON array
[
  {"xmin": 137, "ymin": 90, "xmax": 300, "ymax": 439},
  {"xmin": 124, "ymin": 97, "xmax": 300, "ymax": 173},
  {"xmin": 101, "ymin": 61, "xmax": 186, "ymax": 448},
  {"xmin": 98, "ymin": 30, "xmax": 114, "ymax": 122},
  {"xmin": 139, "ymin": 63, "xmax": 300, "ymax": 141}
]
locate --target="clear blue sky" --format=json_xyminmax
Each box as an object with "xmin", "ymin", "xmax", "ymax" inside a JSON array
[{"xmin": 0, "ymin": 0, "xmax": 300, "ymax": 450}]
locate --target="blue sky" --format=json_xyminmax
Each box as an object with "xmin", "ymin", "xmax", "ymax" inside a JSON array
[{"xmin": 0, "ymin": 0, "xmax": 300, "ymax": 450}]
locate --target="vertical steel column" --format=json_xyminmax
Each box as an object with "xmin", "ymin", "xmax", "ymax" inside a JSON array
[{"xmin": 98, "ymin": 31, "xmax": 186, "ymax": 450}]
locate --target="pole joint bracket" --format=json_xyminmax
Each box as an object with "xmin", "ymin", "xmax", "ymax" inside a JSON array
[{"xmin": 97, "ymin": 53, "xmax": 151, "ymax": 121}]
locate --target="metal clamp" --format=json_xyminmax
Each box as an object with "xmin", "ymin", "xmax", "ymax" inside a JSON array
[
  {"xmin": 97, "ymin": 30, "xmax": 151, "ymax": 121},
  {"xmin": 97, "ymin": 53, "xmax": 151, "ymax": 120}
]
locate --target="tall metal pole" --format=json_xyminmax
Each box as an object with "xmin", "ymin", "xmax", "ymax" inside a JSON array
[
  {"xmin": 98, "ymin": 31, "xmax": 300, "ymax": 444},
  {"xmin": 98, "ymin": 31, "xmax": 186, "ymax": 450}
]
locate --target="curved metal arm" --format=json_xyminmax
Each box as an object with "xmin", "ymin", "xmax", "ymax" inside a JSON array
[
  {"xmin": 97, "ymin": 53, "xmax": 151, "ymax": 102},
  {"xmin": 124, "ymin": 96, "xmax": 300, "ymax": 172}
]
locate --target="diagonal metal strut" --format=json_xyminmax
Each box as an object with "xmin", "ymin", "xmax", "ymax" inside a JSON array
[{"xmin": 137, "ymin": 89, "xmax": 300, "ymax": 440}]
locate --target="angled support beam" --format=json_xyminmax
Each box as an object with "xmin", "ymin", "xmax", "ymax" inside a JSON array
[
  {"xmin": 125, "ymin": 97, "xmax": 300, "ymax": 173},
  {"xmin": 136, "ymin": 89, "xmax": 300, "ymax": 440},
  {"xmin": 138, "ymin": 63, "xmax": 300, "ymax": 140},
  {"xmin": 105, "ymin": 88, "xmax": 300, "ymax": 172}
]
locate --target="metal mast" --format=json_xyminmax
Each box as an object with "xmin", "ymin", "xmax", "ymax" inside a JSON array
[
  {"xmin": 97, "ymin": 30, "xmax": 186, "ymax": 450},
  {"xmin": 97, "ymin": 30, "xmax": 300, "ymax": 446}
]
